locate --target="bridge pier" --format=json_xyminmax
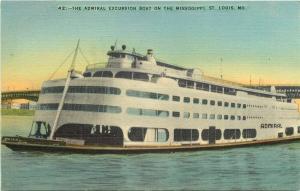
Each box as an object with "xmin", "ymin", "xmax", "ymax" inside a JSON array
[{"xmin": 1, "ymin": 99, "xmax": 13, "ymax": 109}]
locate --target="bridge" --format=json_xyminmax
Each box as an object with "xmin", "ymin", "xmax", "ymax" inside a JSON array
[
  {"xmin": 1, "ymin": 85, "xmax": 300, "ymax": 103},
  {"xmin": 2, "ymin": 90, "xmax": 40, "ymax": 102}
]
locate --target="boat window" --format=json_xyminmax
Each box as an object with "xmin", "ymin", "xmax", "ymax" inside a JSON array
[
  {"xmin": 109, "ymin": 53, "xmax": 126, "ymax": 59},
  {"xmin": 216, "ymin": 129, "xmax": 222, "ymax": 140},
  {"xmin": 201, "ymin": 129, "xmax": 222, "ymax": 141},
  {"xmin": 211, "ymin": 85, "xmax": 216, "ymax": 92},
  {"xmin": 83, "ymin": 72, "xmax": 92, "ymax": 77},
  {"xmin": 94, "ymin": 71, "xmax": 113, "ymax": 78},
  {"xmin": 102, "ymin": 71, "xmax": 113, "ymax": 77},
  {"xmin": 172, "ymin": 111, "xmax": 180, "ymax": 117},
  {"xmin": 29, "ymin": 121, "xmax": 51, "ymax": 139},
  {"xmin": 151, "ymin": 74, "xmax": 160, "ymax": 81},
  {"xmin": 193, "ymin": 98, "xmax": 199, "ymax": 104},
  {"xmin": 217, "ymin": 101, "xmax": 222, "ymax": 106},
  {"xmin": 93, "ymin": 71, "xmax": 103, "ymax": 77},
  {"xmin": 133, "ymin": 72, "xmax": 149, "ymax": 81},
  {"xmin": 186, "ymin": 80, "xmax": 194, "ymax": 89},
  {"xmin": 159, "ymin": 93, "xmax": 170, "ymax": 100},
  {"xmin": 128, "ymin": 127, "xmax": 147, "ymax": 141},
  {"xmin": 242, "ymin": 129, "xmax": 256, "ymax": 138},
  {"xmin": 68, "ymin": 86, "xmax": 121, "ymax": 95},
  {"xmin": 201, "ymin": 129, "xmax": 209, "ymax": 141},
  {"xmin": 178, "ymin": 79, "xmax": 187, "ymax": 88},
  {"xmin": 127, "ymin": 107, "xmax": 142, "ymax": 115},
  {"xmin": 42, "ymin": 86, "xmax": 121, "ymax": 95},
  {"xmin": 63, "ymin": 104, "xmax": 121, "ymax": 113},
  {"xmin": 217, "ymin": 86, "xmax": 223, "ymax": 93},
  {"xmin": 55, "ymin": 123, "xmax": 92, "ymax": 139},
  {"xmin": 155, "ymin": 128, "xmax": 169, "ymax": 142},
  {"xmin": 174, "ymin": 129, "xmax": 199, "ymax": 142},
  {"xmin": 109, "ymin": 52, "xmax": 118, "ymax": 58},
  {"xmin": 183, "ymin": 112, "xmax": 190, "ymax": 119},
  {"xmin": 202, "ymin": 99, "xmax": 208, "ymax": 105},
  {"xmin": 224, "ymin": 88, "xmax": 236, "ymax": 95},
  {"xmin": 127, "ymin": 108, "xmax": 169, "ymax": 117},
  {"xmin": 41, "ymin": 86, "xmax": 64, "ymax": 94},
  {"xmin": 115, "ymin": 71, "xmax": 132, "ymax": 79},
  {"xmin": 173, "ymin": 96, "xmax": 180, "ymax": 102},
  {"xmin": 211, "ymin": 85, "xmax": 223, "ymax": 93},
  {"xmin": 193, "ymin": 113, "xmax": 200, "ymax": 119},
  {"xmin": 184, "ymin": 97, "xmax": 190, "ymax": 103},
  {"xmin": 126, "ymin": 90, "xmax": 169, "ymax": 101},
  {"xmin": 196, "ymin": 82, "xmax": 209, "ymax": 91},
  {"xmin": 224, "ymin": 129, "xmax": 241, "ymax": 139},
  {"xmin": 285, "ymin": 127, "xmax": 294, "ymax": 136},
  {"xmin": 37, "ymin": 103, "xmax": 59, "ymax": 110},
  {"xmin": 128, "ymin": 127, "xmax": 169, "ymax": 142},
  {"xmin": 178, "ymin": 79, "xmax": 194, "ymax": 88},
  {"xmin": 54, "ymin": 124, "xmax": 124, "ymax": 146}
]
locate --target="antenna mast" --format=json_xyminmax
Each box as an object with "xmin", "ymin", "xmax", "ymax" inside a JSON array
[
  {"xmin": 114, "ymin": 39, "xmax": 118, "ymax": 50},
  {"xmin": 49, "ymin": 40, "xmax": 80, "ymax": 140},
  {"xmin": 220, "ymin": 58, "xmax": 223, "ymax": 79}
]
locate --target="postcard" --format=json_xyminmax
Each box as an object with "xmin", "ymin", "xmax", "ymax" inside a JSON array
[{"xmin": 1, "ymin": 1, "xmax": 300, "ymax": 190}]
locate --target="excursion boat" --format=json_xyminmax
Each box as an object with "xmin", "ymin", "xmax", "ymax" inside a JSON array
[{"xmin": 2, "ymin": 42, "xmax": 300, "ymax": 154}]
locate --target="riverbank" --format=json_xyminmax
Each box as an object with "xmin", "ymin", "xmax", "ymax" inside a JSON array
[{"xmin": 1, "ymin": 109, "xmax": 35, "ymax": 116}]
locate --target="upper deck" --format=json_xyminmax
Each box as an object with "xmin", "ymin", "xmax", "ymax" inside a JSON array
[{"xmin": 82, "ymin": 44, "xmax": 287, "ymax": 101}]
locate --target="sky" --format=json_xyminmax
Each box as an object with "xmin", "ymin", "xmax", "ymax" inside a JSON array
[{"xmin": 1, "ymin": 1, "xmax": 300, "ymax": 91}]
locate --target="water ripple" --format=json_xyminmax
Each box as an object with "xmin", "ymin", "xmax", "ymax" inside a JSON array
[{"xmin": 2, "ymin": 116, "xmax": 300, "ymax": 190}]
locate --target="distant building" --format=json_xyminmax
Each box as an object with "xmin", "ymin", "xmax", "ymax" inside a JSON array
[
  {"xmin": 20, "ymin": 102, "xmax": 36, "ymax": 110},
  {"xmin": 1, "ymin": 102, "xmax": 10, "ymax": 109},
  {"xmin": 1, "ymin": 101, "xmax": 37, "ymax": 110},
  {"xmin": 20, "ymin": 103, "xmax": 29, "ymax": 110},
  {"xmin": 29, "ymin": 102, "xmax": 37, "ymax": 110},
  {"xmin": 10, "ymin": 103, "xmax": 21, "ymax": 109}
]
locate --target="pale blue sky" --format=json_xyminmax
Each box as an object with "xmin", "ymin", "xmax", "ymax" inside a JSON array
[{"xmin": 2, "ymin": 1, "xmax": 300, "ymax": 90}]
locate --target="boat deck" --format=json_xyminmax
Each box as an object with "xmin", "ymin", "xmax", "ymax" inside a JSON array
[{"xmin": 2, "ymin": 135, "xmax": 300, "ymax": 154}]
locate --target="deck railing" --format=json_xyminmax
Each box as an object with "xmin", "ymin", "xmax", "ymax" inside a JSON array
[
  {"xmin": 85, "ymin": 63, "xmax": 107, "ymax": 70},
  {"xmin": 1, "ymin": 136, "xmax": 66, "ymax": 146}
]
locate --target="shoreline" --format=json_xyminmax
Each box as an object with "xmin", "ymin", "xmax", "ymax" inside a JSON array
[{"xmin": 1, "ymin": 109, "xmax": 35, "ymax": 116}]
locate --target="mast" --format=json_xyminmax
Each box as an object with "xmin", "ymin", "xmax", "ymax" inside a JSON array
[{"xmin": 49, "ymin": 40, "xmax": 80, "ymax": 140}]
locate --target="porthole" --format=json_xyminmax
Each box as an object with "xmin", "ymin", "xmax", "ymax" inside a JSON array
[{"xmin": 285, "ymin": 127, "xmax": 294, "ymax": 136}]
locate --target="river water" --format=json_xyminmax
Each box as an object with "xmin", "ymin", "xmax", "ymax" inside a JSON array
[{"xmin": 1, "ymin": 116, "xmax": 300, "ymax": 190}]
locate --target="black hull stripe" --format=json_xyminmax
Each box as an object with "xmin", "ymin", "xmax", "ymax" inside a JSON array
[{"xmin": 2, "ymin": 136, "xmax": 300, "ymax": 154}]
